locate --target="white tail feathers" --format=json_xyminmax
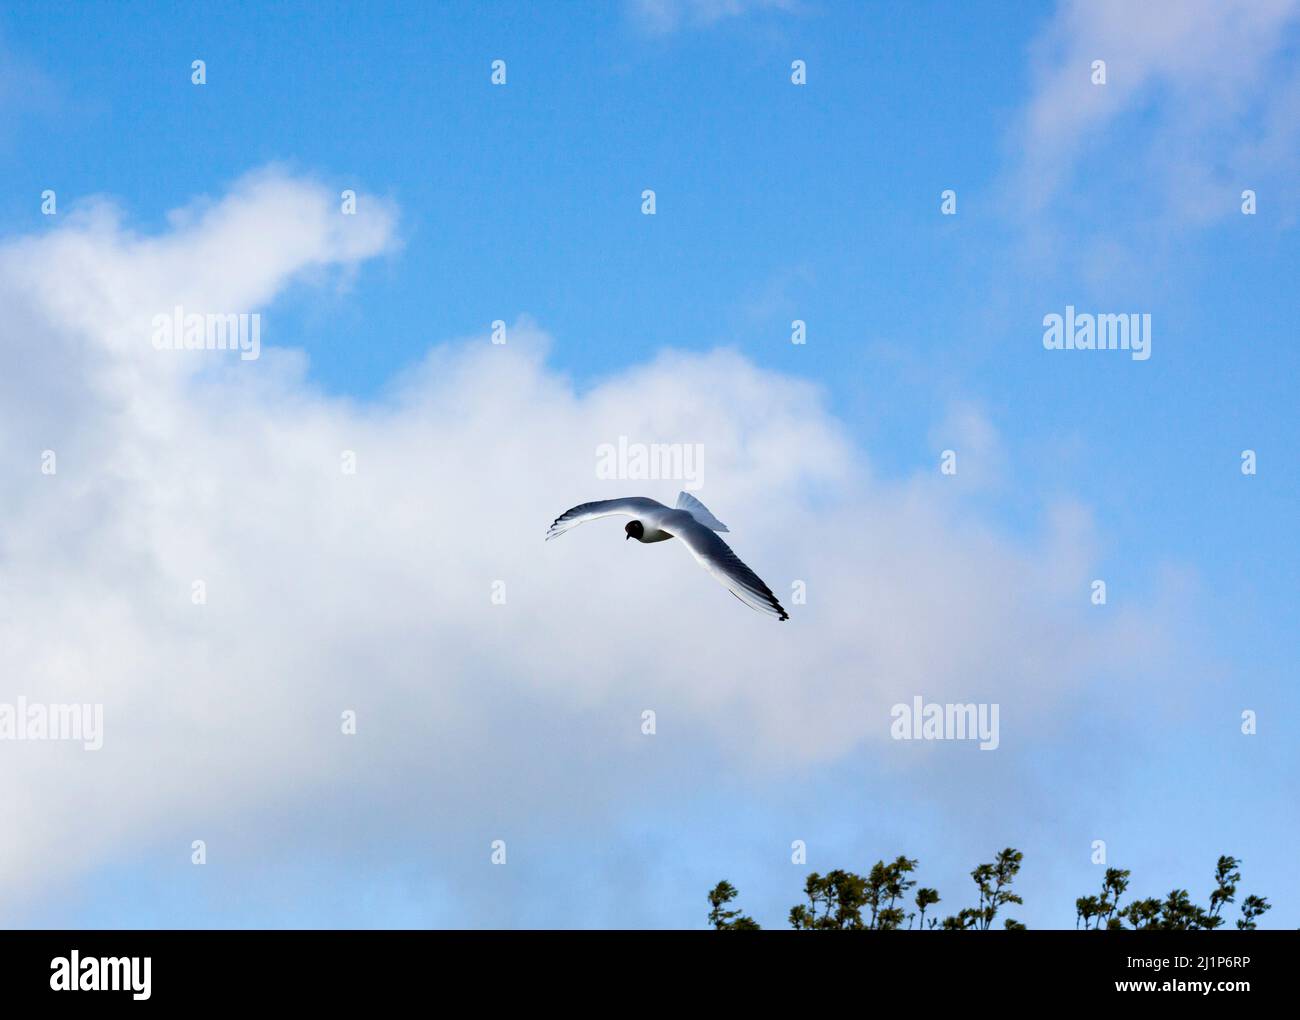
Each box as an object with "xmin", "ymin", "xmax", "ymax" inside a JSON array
[{"xmin": 676, "ymin": 491, "xmax": 729, "ymax": 532}]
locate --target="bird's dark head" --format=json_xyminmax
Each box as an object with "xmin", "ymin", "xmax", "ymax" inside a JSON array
[{"xmin": 625, "ymin": 520, "xmax": 644, "ymax": 542}]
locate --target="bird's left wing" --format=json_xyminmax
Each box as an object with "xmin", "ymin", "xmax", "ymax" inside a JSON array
[
  {"xmin": 545, "ymin": 497, "xmax": 667, "ymax": 541},
  {"xmin": 669, "ymin": 516, "xmax": 789, "ymax": 621}
]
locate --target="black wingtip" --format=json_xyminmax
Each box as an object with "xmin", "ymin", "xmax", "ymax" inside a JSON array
[
  {"xmin": 729, "ymin": 587, "xmax": 789, "ymax": 621},
  {"xmin": 762, "ymin": 587, "xmax": 789, "ymax": 621}
]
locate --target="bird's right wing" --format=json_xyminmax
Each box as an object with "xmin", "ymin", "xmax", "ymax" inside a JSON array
[
  {"xmin": 545, "ymin": 497, "xmax": 668, "ymax": 541},
  {"xmin": 675, "ymin": 491, "xmax": 729, "ymax": 532},
  {"xmin": 670, "ymin": 517, "xmax": 789, "ymax": 621}
]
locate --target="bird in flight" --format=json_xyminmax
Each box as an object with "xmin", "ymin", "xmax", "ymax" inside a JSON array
[{"xmin": 545, "ymin": 491, "xmax": 789, "ymax": 621}]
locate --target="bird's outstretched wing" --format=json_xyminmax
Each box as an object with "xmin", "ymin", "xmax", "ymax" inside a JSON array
[
  {"xmin": 545, "ymin": 497, "xmax": 668, "ymax": 541},
  {"xmin": 668, "ymin": 516, "xmax": 789, "ymax": 621}
]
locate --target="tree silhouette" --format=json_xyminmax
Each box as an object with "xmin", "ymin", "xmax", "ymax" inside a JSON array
[
  {"xmin": 912, "ymin": 886, "xmax": 941, "ymax": 929},
  {"xmin": 710, "ymin": 850, "xmax": 1272, "ymax": 930},
  {"xmin": 1077, "ymin": 854, "xmax": 1272, "ymax": 931},
  {"xmin": 789, "ymin": 869, "xmax": 869, "ymax": 929},
  {"xmin": 707, "ymin": 880, "xmax": 760, "ymax": 930},
  {"xmin": 939, "ymin": 848, "xmax": 1024, "ymax": 930},
  {"xmin": 866, "ymin": 856, "xmax": 917, "ymax": 930},
  {"xmin": 1238, "ymin": 894, "xmax": 1271, "ymax": 930},
  {"xmin": 1076, "ymin": 867, "xmax": 1129, "ymax": 929}
]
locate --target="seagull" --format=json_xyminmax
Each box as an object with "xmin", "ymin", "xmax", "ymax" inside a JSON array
[{"xmin": 546, "ymin": 491, "xmax": 789, "ymax": 621}]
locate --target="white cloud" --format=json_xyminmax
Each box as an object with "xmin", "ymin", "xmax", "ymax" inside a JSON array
[
  {"xmin": 0, "ymin": 170, "xmax": 1175, "ymax": 915},
  {"xmin": 1015, "ymin": 0, "xmax": 1300, "ymax": 222}
]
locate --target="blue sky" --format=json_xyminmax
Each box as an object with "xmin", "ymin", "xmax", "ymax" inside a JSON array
[{"xmin": 0, "ymin": 1, "xmax": 1296, "ymax": 929}]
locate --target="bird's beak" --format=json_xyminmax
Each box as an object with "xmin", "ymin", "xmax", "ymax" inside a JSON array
[{"xmin": 625, "ymin": 533, "xmax": 630, "ymax": 540}]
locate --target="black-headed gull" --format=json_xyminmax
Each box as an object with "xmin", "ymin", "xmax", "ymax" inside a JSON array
[{"xmin": 546, "ymin": 491, "xmax": 789, "ymax": 621}]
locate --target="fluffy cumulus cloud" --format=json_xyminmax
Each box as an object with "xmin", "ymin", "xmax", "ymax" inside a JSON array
[{"xmin": 0, "ymin": 170, "xmax": 1176, "ymax": 921}]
